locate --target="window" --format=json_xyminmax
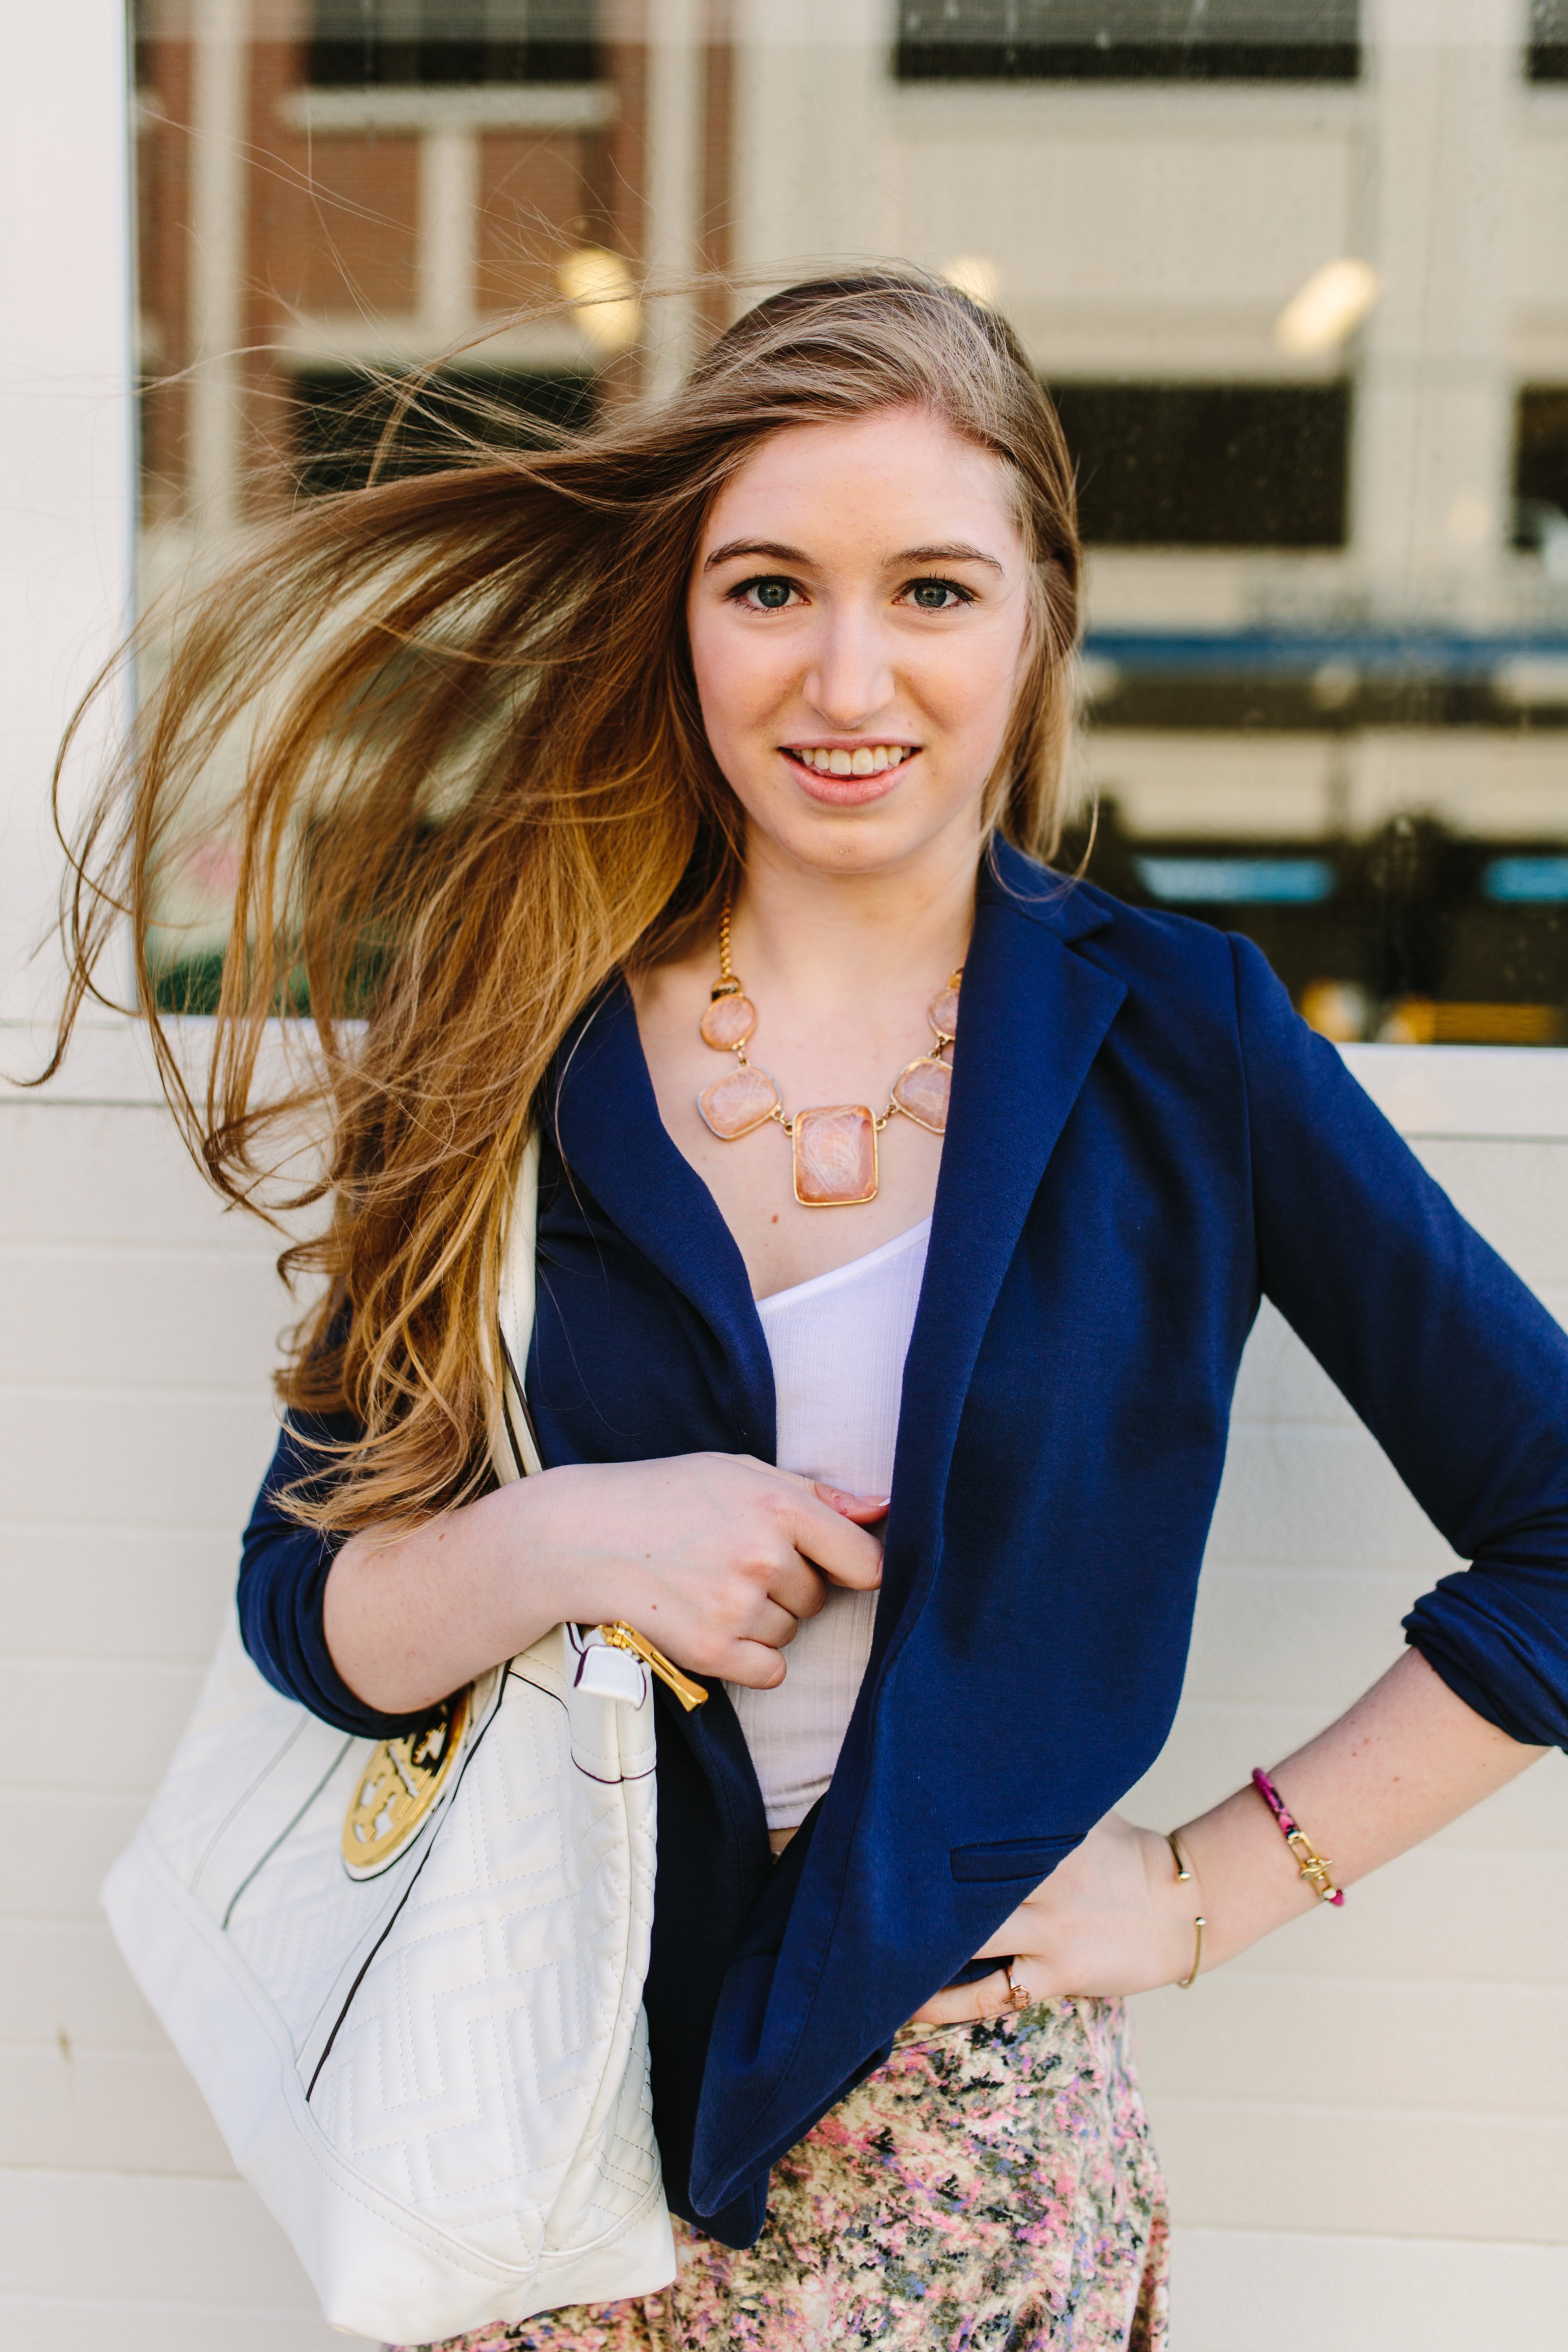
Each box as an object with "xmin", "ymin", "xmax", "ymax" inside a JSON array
[
  {"xmin": 1051, "ymin": 382, "xmax": 1349, "ymax": 548},
  {"xmin": 308, "ymin": 0, "xmax": 598, "ymax": 89},
  {"xmin": 893, "ymin": 0, "xmax": 1359, "ymax": 84},
  {"xmin": 1528, "ymin": 0, "xmax": 1568, "ymax": 82},
  {"xmin": 291, "ymin": 368, "xmax": 598, "ymax": 498},
  {"xmin": 1516, "ymin": 387, "xmax": 1568, "ymax": 568}
]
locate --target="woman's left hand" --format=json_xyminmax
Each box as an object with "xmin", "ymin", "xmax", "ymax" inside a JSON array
[{"xmin": 908, "ymin": 1812, "xmax": 1197, "ymax": 2026}]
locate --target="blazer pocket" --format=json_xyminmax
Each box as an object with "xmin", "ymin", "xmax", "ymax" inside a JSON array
[{"xmin": 949, "ymin": 1833, "xmax": 1085, "ymax": 1883}]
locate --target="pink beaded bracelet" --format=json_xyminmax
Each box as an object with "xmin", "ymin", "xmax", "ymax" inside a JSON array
[{"xmin": 1251, "ymin": 1767, "xmax": 1346, "ymax": 1906}]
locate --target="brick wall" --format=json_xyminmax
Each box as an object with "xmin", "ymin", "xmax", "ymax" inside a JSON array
[{"xmin": 1, "ymin": 1025, "xmax": 1564, "ymax": 2350}]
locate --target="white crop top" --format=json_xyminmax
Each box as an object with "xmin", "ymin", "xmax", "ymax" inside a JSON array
[{"xmin": 725, "ymin": 1218, "xmax": 931, "ymax": 1831}]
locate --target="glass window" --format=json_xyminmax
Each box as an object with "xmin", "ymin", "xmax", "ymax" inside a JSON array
[
  {"xmin": 893, "ymin": 0, "xmax": 1360, "ymax": 83},
  {"xmin": 307, "ymin": 0, "xmax": 599, "ymax": 88}
]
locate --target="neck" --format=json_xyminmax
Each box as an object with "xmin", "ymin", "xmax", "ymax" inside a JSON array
[{"xmin": 731, "ymin": 830, "xmax": 984, "ymax": 1008}]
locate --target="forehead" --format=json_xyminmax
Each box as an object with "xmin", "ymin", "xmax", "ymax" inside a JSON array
[{"xmin": 699, "ymin": 408, "xmax": 1023, "ymax": 557}]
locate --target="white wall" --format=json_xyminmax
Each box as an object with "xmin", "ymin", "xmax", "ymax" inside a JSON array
[{"xmin": 3, "ymin": 1028, "xmax": 1566, "ymax": 2352}]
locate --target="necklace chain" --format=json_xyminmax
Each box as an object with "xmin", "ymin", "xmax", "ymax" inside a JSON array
[{"xmin": 707, "ymin": 893, "xmax": 956, "ymax": 1135}]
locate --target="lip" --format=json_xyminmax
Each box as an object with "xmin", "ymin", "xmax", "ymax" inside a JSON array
[{"xmin": 780, "ymin": 742, "xmax": 920, "ymax": 808}]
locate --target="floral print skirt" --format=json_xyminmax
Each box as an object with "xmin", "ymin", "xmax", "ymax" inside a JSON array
[{"xmin": 399, "ymin": 1996, "xmax": 1167, "ymax": 2352}]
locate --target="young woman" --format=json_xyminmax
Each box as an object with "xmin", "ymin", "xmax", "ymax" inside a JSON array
[{"xmin": 56, "ymin": 276, "xmax": 1567, "ymax": 2351}]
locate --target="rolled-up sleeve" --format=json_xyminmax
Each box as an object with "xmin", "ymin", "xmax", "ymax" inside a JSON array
[
  {"xmin": 238, "ymin": 1413, "xmax": 439, "ymax": 1738},
  {"xmin": 1232, "ymin": 933, "xmax": 1568, "ymax": 1749}
]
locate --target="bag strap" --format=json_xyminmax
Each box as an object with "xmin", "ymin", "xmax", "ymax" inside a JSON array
[{"xmin": 491, "ymin": 1132, "xmax": 544, "ymax": 1484}]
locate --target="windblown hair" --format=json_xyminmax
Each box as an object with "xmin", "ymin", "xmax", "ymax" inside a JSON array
[{"xmin": 51, "ymin": 271, "xmax": 1081, "ymax": 1533}]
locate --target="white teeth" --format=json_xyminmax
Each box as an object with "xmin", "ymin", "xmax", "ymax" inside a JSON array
[{"xmin": 793, "ymin": 744, "xmax": 913, "ymax": 772}]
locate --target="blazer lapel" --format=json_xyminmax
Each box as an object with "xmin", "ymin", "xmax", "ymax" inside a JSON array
[
  {"xmin": 876, "ymin": 849, "xmax": 1128, "ymax": 1645},
  {"xmin": 547, "ymin": 978, "xmax": 777, "ymax": 1461}
]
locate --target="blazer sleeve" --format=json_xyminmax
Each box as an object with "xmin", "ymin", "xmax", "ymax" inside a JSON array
[
  {"xmin": 238, "ymin": 1413, "xmax": 440, "ymax": 1738},
  {"xmin": 1232, "ymin": 933, "xmax": 1568, "ymax": 1750}
]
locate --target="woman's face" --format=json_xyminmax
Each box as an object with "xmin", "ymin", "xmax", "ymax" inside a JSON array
[{"xmin": 686, "ymin": 405, "xmax": 1034, "ymax": 883}]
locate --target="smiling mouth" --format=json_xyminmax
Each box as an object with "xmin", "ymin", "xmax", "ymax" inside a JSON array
[{"xmin": 783, "ymin": 744, "xmax": 919, "ymax": 778}]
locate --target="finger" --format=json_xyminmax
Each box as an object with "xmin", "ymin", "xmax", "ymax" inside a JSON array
[
  {"xmin": 787, "ymin": 1489, "xmax": 884, "ymax": 1591},
  {"xmin": 766, "ymin": 1559, "xmax": 830, "ymax": 1624},
  {"xmin": 745, "ymin": 1597, "xmax": 804, "ymax": 1650},
  {"xmin": 722, "ymin": 1636, "xmax": 790, "ymax": 1690},
  {"xmin": 906, "ymin": 1966, "xmax": 1016, "ymax": 2029},
  {"xmin": 812, "ymin": 1483, "xmax": 892, "ymax": 1525}
]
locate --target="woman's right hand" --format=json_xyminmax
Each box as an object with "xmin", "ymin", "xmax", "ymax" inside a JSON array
[
  {"xmin": 323, "ymin": 1451, "xmax": 886, "ymax": 1717},
  {"xmin": 517, "ymin": 1452, "xmax": 887, "ymax": 1688}
]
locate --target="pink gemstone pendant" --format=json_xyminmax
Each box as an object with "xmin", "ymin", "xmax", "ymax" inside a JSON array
[
  {"xmin": 699, "ymin": 1063, "xmax": 781, "ymax": 1139},
  {"xmin": 700, "ymin": 991, "xmax": 756, "ymax": 1050},
  {"xmin": 792, "ymin": 1104, "xmax": 878, "ymax": 1206},
  {"xmin": 928, "ymin": 983, "xmax": 960, "ymax": 1042},
  {"xmin": 891, "ymin": 1056, "xmax": 950, "ymax": 1134}
]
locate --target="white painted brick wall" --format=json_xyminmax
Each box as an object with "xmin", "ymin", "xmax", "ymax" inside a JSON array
[{"xmin": 2, "ymin": 1027, "xmax": 1565, "ymax": 2349}]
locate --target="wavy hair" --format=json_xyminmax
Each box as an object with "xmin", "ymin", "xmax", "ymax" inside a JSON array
[{"xmin": 49, "ymin": 271, "xmax": 1081, "ymax": 1533}]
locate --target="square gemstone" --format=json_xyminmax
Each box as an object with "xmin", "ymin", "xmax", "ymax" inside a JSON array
[
  {"xmin": 792, "ymin": 1103, "xmax": 878, "ymax": 1205},
  {"xmin": 699, "ymin": 1063, "xmax": 781, "ymax": 1139},
  {"xmin": 892, "ymin": 1056, "xmax": 950, "ymax": 1133}
]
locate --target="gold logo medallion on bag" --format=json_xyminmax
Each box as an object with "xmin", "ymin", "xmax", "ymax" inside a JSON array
[{"xmin": 341, "ymin": 1689, "xmax": 470, "ymax": 1876}]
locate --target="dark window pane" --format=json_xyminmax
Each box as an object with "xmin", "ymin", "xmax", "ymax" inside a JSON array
[
  {"xmin": 894, "ymin": 1, "xmax": 1359, "ymax": 82},
  {"xmin": 1051, "ymin": 381, "xmax": 1349, "ymax": 547},
  {"xmin": 1516, "ymin": 387, "xmax": 1568, "ymax": 512},
  {"xmin": 1061, "ymin": 802, "xmax": 1568, "ymax": 1040},
  {"xmin": 1515, "ymin": 388, "xmax": 1568, "ymax": 563},
  {"xmin": 308, "ymin": 1, "xmax": 597, "ymax": 87},
  {"xmin": 291, "ymin": 367, "xmax": 597, "ymax": 497},
  {"xmin": 1528, "ymin": 0, "xmax": 1568, "ymax": 80}
]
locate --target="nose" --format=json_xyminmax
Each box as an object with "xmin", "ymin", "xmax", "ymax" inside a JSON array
[{"xmin": 803, "ymin": 603, "xmax": 895, "ymax": 732}]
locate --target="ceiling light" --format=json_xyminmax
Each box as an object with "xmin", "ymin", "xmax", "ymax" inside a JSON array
[
  {"xmin": 1273, "ymin": 258, "xmax": 1380, "ymax": 357},
  {"xmin": 557, "ymin": 247, "xmax": 640, "ymax": 353}
]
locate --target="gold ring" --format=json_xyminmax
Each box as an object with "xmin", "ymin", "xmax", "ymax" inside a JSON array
[{"xmin": 1002, "ymin": 1961, "xmax": 1030, "ymax": 2014}]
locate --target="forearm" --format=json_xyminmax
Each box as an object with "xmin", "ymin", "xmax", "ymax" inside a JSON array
[
  {"xmin": 1176, "ymin": 1647, "xmax": 1547, "ymax": 1970},
  {"xmin": 319, "ymin": 1450, "xmax": 886, "ymax": 1718},
  {"xmin": 323, "ymin": 1468, "xmax": 609, "ymax": 1716}
]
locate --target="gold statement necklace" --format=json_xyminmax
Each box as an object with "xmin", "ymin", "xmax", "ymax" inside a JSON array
[{"xmin": 695, "ymin": 895, "xmax": 961, "ymax": 1207}]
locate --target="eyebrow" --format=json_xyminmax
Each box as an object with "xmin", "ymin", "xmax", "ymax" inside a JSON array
[{"xmin": 702, "ymin": 537, "xmax": 1006, "ymax": 576}]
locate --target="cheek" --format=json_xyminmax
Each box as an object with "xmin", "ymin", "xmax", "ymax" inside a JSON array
[
  {"xmin": 923, "ymin": 625, "xmax": 1027, "ymax": 749},
  {"xmin": 687, "ymin": 606, "xmax": 778, "ymax": 749}
]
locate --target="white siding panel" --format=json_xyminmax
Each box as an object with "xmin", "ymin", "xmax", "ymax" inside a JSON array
[
  {"xmin": 1170, "ymin": 2227, "xmax": 1568, "ymax": 2352},
  {"xmin": 0, "ymin": 2048, "xmax": 238, "ymax": 2175},
  {"xmin": 0, "ymin": 2171, "xmax": 340, "ymax": 2352}
]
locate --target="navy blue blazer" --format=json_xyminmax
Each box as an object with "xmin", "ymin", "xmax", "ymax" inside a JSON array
[{"xmin": 241, "ymin": 841, "xmax": 1568, "ymax": 2246}]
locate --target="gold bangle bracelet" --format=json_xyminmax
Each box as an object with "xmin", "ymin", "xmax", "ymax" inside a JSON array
[{"xmin": 1167, "ymin": 1831, "xmax": 1206, "ymax": 1990}]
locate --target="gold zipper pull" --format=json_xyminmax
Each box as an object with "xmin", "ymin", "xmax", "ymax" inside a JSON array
[{"xmin": 596, "ymin": 1621, "xmax": 709, "ymax": 1712}]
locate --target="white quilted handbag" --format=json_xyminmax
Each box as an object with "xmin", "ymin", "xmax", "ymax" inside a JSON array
[{"xmin": 102, "ymin": 1138, "xmax": 681, "ymax": 2343}]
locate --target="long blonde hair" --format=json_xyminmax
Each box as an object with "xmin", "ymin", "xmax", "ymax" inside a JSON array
[{"xmin": 51, "ymin": 271, "xmax": 1081, "ymax": 1532}]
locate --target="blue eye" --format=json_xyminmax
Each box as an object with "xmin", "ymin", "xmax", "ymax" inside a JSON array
[
  {"xmin": 743, "ymin": 577, "xmax": 795, "ymax": 609},
  {"xmin": 908, "ymin": 579, "xmax": 967, "ymax": 610}
]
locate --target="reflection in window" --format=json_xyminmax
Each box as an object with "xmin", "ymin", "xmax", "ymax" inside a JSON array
[
  {"xmin": 308, "ymin": 0, "xmax": 598, "ymax": 88},
  {"xmin": 1516, "ymin": 389, "xmax": 1568, "ymax": 576},
  {"xmin": 1051, "ymin": 383, "xmax": 1349, "ymax": 548},
  {"xmin": 291, "ymin": 367, "xmax": 597, "ymax": 496},
  {"xmin": 1067, "ymin": 806, "xmax": 1568, "ymax": 1045},
  {"xmin": 894, "ymin": 0, "xmax": 1359, "ymax": 83},
  {"xmin": 1529, "ymin": 0, "xmax": 1568, "ymax": 81}
]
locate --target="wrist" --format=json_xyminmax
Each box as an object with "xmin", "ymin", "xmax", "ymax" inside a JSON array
[
  {"xmin": 1166, "ymin": 1825, "xmax": 1213, "ymax": 1976},
  {"xmin": 479, "ymin": 1466, "xmax": 624, "ymax": 1636}
]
